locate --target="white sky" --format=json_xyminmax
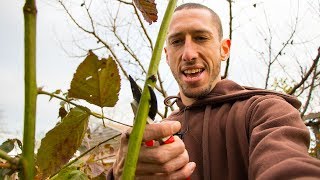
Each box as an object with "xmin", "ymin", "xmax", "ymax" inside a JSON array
[{"xmin": 1, "ymin": 0, "xmax": 319, "ymax": 143}]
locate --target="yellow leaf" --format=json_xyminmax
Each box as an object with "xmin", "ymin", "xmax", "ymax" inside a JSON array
[{"xmin": 68, "ymin": 51, "xmax": 121, "ymax": 107}]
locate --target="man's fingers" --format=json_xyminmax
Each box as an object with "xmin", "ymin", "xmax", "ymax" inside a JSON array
[
  {"xmin": 143, "ymin": 121, "xmax": 181, "ymax": 141},
  {"xmin": 168, "ymin": 162, "xmax": 196, "ymax": 180},
  {"xmin": 136, "ymin": 149, "xmax": 189, "ymax": 174},
  {"xmin": 139, "ymin": 136, "xmax": 185, "ymax": 163},
  {"xmin": 136, "ymin": 162, "xmax": 196, "ymax": 180}
]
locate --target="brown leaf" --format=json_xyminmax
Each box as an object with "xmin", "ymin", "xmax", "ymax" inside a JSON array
[
  {"xmin": 133, "ymin": 0, "xmax": 158, "ymax": 24},
  {"xmin": 36, "ymin": 107, "xmax": 90, "ymax": 178},
  {"xmin": 58, "ymin": 106, "xmax": 68, "ymax": 119},
  {"xmin": 68, "ymin": 51, "xmax": 121, "ymax": 107}
]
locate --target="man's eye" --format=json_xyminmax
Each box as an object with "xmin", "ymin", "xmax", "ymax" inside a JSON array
[
  {"xmin": 195, "ymin": 36, "xmax": 208, "ymax": 41},
  {"xmin": 171, "ymin": 39, "xmax": 183, "ymax": 45}
]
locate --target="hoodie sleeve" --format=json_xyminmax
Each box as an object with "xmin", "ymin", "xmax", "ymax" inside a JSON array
[{"xmin": 248, "ymin": 95, "xmax": 320, "ymax": 180}]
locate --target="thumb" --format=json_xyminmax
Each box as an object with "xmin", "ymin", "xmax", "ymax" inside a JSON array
[{"xmin": 143, "ymin": 121, "xmax": 181, "ymax": 141}]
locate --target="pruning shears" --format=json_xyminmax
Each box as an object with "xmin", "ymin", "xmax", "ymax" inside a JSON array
[{"xmin": 129, "ymin": 75, "xmax": 175, "ymax": 146}]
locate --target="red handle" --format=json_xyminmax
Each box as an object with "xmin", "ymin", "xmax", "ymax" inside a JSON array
[
  {"xmin": 163, "ymin": 135, "xmax": 174, "ymax": 144},
  {"xmin": 145, "ymin": 135, "xmax": 175, "ymax": 147},
  {"xmin": 145, "ymin": 140, "xmax": 154, "ymax": 146}
]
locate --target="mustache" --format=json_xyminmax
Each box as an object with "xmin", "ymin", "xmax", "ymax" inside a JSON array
[{"xmin": 182, "ymin": 60, "xmax": 197, "ymax": 66}]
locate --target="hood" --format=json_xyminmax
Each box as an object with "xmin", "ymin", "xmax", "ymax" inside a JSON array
[{"xmin": 170, "ymin": 79, "xmax": 301, "ymax": 110}]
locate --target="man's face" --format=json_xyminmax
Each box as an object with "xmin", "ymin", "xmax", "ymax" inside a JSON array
[{"xmin": 165, "ymin": 8, "xmax": 230, "ymax": 99}]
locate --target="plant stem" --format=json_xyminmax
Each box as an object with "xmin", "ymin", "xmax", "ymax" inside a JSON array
[
  {"xmin": 122, "ymin": 0, "xmax": 177, "ymax": 179},
  {"xmin": 22, "ymin": 0, "xmax": 37, "ymax": 179},
  {"xmin": 0, "ymin": 149, "xmax": 19, "ymax": 166}
]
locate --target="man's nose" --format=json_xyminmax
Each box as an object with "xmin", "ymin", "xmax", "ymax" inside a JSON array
[{"xmin": 182, "ymin": 39, "xmax": 198, "ymax": 61}]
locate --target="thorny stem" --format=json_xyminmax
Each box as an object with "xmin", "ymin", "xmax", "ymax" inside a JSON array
[
  {"xmin": 49, "ymin": 134, "xmax": 121, "ymax": 178},
  {"xmin": 37, "ymin": 89, "xmax": 131, "ymax": 128},
  {"xmin": 22, "ymin": 0, "xmax": 37, "ymax": 179},
  {"xmin": 122, "ymin": 0, "xmax": 177, "ymax": 179}
]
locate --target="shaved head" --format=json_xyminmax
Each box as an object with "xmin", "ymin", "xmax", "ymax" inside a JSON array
[{"xmin": 174, "ymin": 3, "xmax": 223, "ymax": 40}]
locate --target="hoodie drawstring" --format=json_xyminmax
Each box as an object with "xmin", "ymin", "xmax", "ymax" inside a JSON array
[{"xmin": 203, "ymin": 105, "xmax": 211, "ymax": 180}]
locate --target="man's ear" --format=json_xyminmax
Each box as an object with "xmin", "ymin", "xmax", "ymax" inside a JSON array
[
  {"xmin": 220, "ymin": 39, "xmax": 231, "ymax": 61},
  {"xmin": 164, "ymin": 47, "xmax": 169, "ymax": 64}
]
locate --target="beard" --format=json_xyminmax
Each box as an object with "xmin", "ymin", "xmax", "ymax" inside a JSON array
[{"xmin": 180, "ymin": 83, "xmax": 213, "ymax": 98}]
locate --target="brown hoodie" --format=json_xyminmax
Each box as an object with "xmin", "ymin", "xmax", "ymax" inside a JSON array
[{"xmin": 164, "ymin": 79, "xmax": 320, "ymax": 180}]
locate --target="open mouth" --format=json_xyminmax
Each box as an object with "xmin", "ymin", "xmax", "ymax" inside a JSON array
[{"xmin": 183, "ymin": 68, "xmax": 204, "ymax": 78}]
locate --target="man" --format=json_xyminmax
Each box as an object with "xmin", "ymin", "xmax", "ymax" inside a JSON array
[{"xmin": 109, "ymin": 3, "xmax": 320, "ymax": 180}]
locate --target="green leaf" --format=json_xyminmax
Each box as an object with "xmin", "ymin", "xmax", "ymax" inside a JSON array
[
  {"xmin": 51, "ymin": 167, "xmax": 88, "ymax": 180},
  {"xmin": 133, "ymin": 0, "xmax": 158, "ymax": 24},
  {"xmin": 36, "ymin": 107, "xmax": 90, "ymax": 178},
  {"xmin": 0, "ymin": 139, "xmax": 15, "ymax": 153},
  {"xmin": 68, "ymin": 51, "xmax": 120, "ymax": 107}
]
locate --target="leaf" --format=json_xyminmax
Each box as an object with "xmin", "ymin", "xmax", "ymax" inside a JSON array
[
  {"xmin": 58, "ymin": 106, "xmax": 68, "ymax": 119},
  {"xmin": 133, "ymin": 0, "xmax": 158, "ymax": 24},
  {"xmin": 36, "ymin": 107, "xmax": 90, "ymax": 178},
  {"xmin": 68, "ymin": 51, "xmax": 121, "ymax": 107},
  {"xmin": 51, "ymin": 167, "xmax": 88, "ymax": 180},
  {"xmin": 0, "ymin": 139, "xmax": 15, "ymax": 153},
  {"xmin": 92, "ymin": 173, "xmax": 107, "ymax": 180},
  {"xmin": 87, "ymin": 162, "xmax": 105, "ymax": 178}
]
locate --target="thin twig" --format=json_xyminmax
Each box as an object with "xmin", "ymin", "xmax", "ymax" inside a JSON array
[
  {"xmin": 37, "ymin": 89, "xmax": 132, "ymax": 127},
  {"xmin": 59, "ymin": 0, "xmax": 129, "ymax": 79},
  {"xmin": 222, "ymin": 0, "xmax": 233, "ymax": 79},
  {"xmin": 289, "ymin": 47, "xmax": 320, "ymax": 94},
  {"xmin": 301, "ymin": 62, "xmax": 318, "ymax": 116}
]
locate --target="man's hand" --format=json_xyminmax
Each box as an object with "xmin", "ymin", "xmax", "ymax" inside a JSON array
[{"xmin": 113, "ymin": 121, "xmax": 196, "ymax": 179}]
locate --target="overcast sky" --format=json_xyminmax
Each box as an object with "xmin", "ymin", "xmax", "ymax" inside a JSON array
[{"xmin": 1, "ymin": 0, "xmax": 319, "ymax": 144}]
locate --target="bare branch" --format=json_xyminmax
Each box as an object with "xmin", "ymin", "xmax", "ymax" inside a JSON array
[
  {"xmin": 289, "ymin": 47, "xmax": 320, "ymax": 94},
  {"xmin": 59, "ymin": 0, "xmax": 130, "ymax": 79},
  {"xmin": 222, "ymin": 0, "xmax": 233, "ymax": 79},
  {"xmin": 300, "ymin": 60, "xmax": 318, "ymax": 116},
  {"xmin": 83, "ymin": 2, "xmax": 96, "ymax": 33},
  {"xmin": 116, "ymin": 0, "xmax": 132, "ymax": 6}
]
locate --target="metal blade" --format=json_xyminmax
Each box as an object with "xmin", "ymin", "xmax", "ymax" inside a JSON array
[{"xmin": 129, "ymin": 75, "xmax": 158, "ymax": 120}]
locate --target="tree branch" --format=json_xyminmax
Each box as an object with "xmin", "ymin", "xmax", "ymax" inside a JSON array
[
  {"xmin": 59, "ymin": 0, "xmax": 129, "ymax": 79},
  {"xmin": 300, "ymin": 61, "xmax": 318, "ymax": 116},
  {"xmin": 222, "ymin": 0, "xmax": 233, "ymax": 79},
  {"xmin": 289, "ymin": 47, "xmax": 320, "ymax": 94}
]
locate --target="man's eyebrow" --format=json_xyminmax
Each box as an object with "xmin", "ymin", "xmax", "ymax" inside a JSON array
[
  {"xmin": 167, "ymin": 30, "xmax": 212, "ymax": 40},
  {"xmin": 167, "ymin": 32, "xmax": 184, "ymax": 41},
  {"xmin": 192, "ymin": 30, "xmax": 212, "ymax": 35}
]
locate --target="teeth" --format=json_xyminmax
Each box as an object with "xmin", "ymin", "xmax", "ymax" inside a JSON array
[{"xmin": 184, "ymin": 69, "xmax": 202, "ymax": 74}]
